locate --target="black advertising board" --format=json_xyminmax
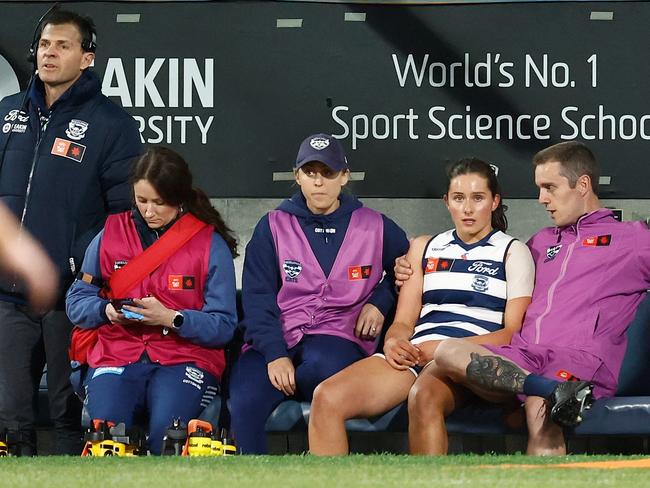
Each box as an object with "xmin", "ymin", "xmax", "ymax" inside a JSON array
[{"xmin": 0, "ymin": 1, "xmax": 648, "ymax": 197}]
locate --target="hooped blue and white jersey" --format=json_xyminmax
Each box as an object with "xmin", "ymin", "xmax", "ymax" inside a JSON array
[{"xmin": 411, "ymin": 229, "xmax": 515, "ymax": 344}]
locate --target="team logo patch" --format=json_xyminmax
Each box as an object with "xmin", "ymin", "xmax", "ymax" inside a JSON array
[
  {"xmin": 283, "ymin": 260, "xmax": 302, "ymax": 282},
  {"xmin": 556, "ymin": 369, "xmax": 580, "ymax": 382},
  {"xmin": 310, "ymin": 137, "xmax": 330, "ymax": 150},
  {"xmin": 471, "ymin": 275, "xmax": 489, "ymax": 292},
  {"xmin": 168, "ymin": 275, "xmax": 195, "ymax": 290},
  {"xmin": 169, "ymin": 275, "xmax": 182, "ymax": 289},
  {"xmin": 51, "ymin": 137, "xmax": 86, "ymax": 162},
  {"xmin": 545, "ymin": 245, "xmax": 563, "ymax": 262},
  {"xmin": 65, "ymin": 118, "xmax": 89, "ymax": 140},
  {"xmin": 113, "ymin": 260, "xmax": 128, "ymax": 270},
  {"xmin": 424, "ymin": 257, "xmax": 454, "ymax": 274},
  {"xmin": 348, "ymin": 265, "xmax": 372, "ymax": 281},
  {"xmin": 183, "ymin": 366, "xmax": 205, "ymax": 390},
  {"xmin": 582, "ymin": 234, "xmax": 612, "ymax": 247}
]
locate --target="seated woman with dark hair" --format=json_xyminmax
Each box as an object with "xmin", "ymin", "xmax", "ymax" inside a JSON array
[
  {"xmin": 309, "ymin": 158, "xmax": 535, "ymax": 455},
  {"xmin": 66, "ymin": 146, "xmax": 238, "ymax": 455}
]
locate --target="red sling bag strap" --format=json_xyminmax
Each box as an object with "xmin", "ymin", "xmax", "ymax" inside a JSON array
[
  {"xmin": 105, "ymin": 212, "xmax": 208, "ymax": 299},
  {"xmin": 69, "ymin": 213, "xmax": 209, "ymax": 364}
]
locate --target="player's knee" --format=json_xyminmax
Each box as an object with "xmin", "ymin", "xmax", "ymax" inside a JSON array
[
  {"xmin": 311, "ymin": 378, "xmax": 349, "ymax": 421},
  {"xmin": 432, "ymin": 339, "xmax": 465, "ymax": 375},
  {"xmin": 407, "ymin": 382, "xmax": 444, "ymax": 423}
]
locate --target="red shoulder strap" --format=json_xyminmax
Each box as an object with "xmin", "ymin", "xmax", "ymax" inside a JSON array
[
  {"xmin": 106, "ymin": 213, "xmax": 208, "ymax": 298},
  {"xmin": 70, "ymin": 213, "xmax": 208, "ymax": 364}
]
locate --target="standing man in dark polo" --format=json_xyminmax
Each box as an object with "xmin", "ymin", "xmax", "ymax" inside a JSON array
[{"xmin": 0, "ymin": 8, "xmax": 141, "ymax": 455}]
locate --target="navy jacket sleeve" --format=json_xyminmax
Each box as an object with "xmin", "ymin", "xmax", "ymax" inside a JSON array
[
  {"xmin": 65, "ymin": 230, "xmax": 110, "ymax": 327},
  {"xmin": 66, "ymin": 232, "xmax": 237, "ymax": 348},
  {"xmin": 365, "ymin": 215, "xmax": 409, "ymax": 317},
  {"xmin": 239, "ymin": 214, "xmax": 288, "ymax": 363},
  {"xmin": 99, "ymin": 116, "xmax": 142, "ymax": 214}
]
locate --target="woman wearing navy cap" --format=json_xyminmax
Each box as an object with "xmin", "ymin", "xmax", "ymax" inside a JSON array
[{"xmin": 229, "ymin": 133, "xmax": 409, "ymax": 454}]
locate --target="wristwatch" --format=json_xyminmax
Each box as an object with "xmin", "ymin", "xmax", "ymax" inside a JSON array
[
  {"xmin": 163, "ymin": 311, "xmax": 184, "ymax": 336},
  {"xmin": 172, "ymin": 311, "xmax": 184, "ymax": 329}
]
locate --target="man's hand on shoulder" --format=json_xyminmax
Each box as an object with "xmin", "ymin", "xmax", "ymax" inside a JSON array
[{"xmin": 394, "ymin": 255, "xmax": 413, "ymax": 287}]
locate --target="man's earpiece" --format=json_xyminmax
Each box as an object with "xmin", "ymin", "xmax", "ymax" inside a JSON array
[
  {"xmin": 26, "ymin": 4, "xmax": 97, "ymax": 66},
  {"xmin": 81, "ymin": 31, "xmax": 97, "ymax": 54}
]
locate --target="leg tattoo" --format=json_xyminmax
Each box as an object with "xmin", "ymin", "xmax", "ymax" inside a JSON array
[{"xmin": 465, "ymin": 353, "xmax": 526, "ymax": 394}]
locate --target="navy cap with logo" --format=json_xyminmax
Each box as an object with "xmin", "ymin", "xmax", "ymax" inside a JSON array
[{"xmin": 294, "ymin": 133, "xmax": 348, "ymax": 172}]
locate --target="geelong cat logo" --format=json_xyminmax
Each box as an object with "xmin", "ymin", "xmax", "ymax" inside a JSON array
[
  {"xmin": 283, "ymin": 260, "xmax": 302, "ymax": 282},
  {"xmin": 545, "ymin": 245, "xmax": 562, "ymax": 262},
  {"xmin": 65, "ymin": 119, "xmax": 89, "ymax": 140},
  {"xmin": 310, "ymin": 137, "xmax": 330, "ymax": 150},
  {"xmin": 471, "ymin": 275, "xmax": 489, "ymax": 293}
]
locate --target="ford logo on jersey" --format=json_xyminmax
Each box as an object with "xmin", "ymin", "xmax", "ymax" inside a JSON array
[{"xmin": 467, "ymin": 260, "xmax": 499, "ymax": 276}]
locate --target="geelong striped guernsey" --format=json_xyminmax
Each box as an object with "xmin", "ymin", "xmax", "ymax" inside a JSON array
[{"xmin": 411, "ymin": 229, "xmax": 515, "ymax": 344}]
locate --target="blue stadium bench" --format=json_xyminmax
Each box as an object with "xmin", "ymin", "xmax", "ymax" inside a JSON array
[{"xmin": 262, "ymin": 293, "xmax": 650, "ymax": 451}]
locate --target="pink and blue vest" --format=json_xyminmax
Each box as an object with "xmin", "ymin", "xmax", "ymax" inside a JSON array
[
  {"xmin": 268, "ymin": 207, "xmax": 384, "ymax": 355},
  {"xmin": 89, "ymin": 211, "xmax": 226, "ymax": 379}
]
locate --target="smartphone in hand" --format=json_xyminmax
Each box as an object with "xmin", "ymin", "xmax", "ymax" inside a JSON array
[
  {"xmin": 110, "ymin": 298, "xmax": 145, "ymax": 320},
  {"xmin": 111, "ymin": 298, "xmax": 135, "ymax": 312}
]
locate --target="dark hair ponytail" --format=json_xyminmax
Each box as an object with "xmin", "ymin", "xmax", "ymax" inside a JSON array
[
  {"xmin": 131, "ymin": 146, "xmax": 238, "ymax": 257},
  {"xmin": 446, "ymin": 158, "xmax": 508, "ymax": 232},
  {"xmin": 186, "ymin": 186, "xmax": 238, "ymax": 257}
]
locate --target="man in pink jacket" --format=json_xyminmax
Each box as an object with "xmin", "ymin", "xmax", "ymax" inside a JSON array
[{"xmin": 396, "ymin": 141, "xmax": 650, "ymax": 455}]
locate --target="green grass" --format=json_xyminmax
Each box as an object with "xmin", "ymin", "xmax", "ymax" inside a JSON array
[{"xmin": 3, "ymin": 455, "xmax": 650, "ymax": 488}]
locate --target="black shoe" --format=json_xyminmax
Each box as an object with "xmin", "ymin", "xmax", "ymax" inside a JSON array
[
  {"xmin": 547, "ymin": 380, "xmax": 594, "ymax": 427},
  {"xmin": 54, "ymin": 428, "xmax": 84, "ymax": 456},
  {"xmin": 6, "ymin": 430, "xmax": 37, "ymax": 456}
]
